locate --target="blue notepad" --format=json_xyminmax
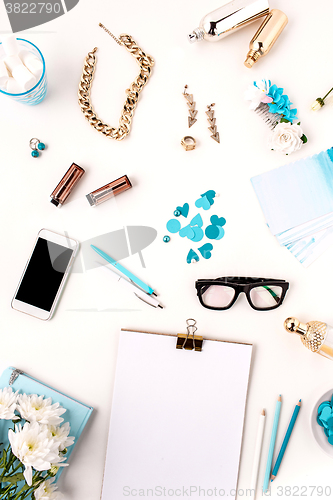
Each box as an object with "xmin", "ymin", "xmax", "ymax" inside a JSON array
[
  {"xmin": 251, "ymin": 148, "xmax": 333, "ymax": 236},
  {"xmin": 0, "ymin": 367, "xmax": 93, "ymax": 477},
  {"xmin": 251, "ymin": 147, "xmax": 333, "ymax": 266}
]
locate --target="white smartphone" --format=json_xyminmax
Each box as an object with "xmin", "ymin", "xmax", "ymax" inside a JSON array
[{"xmin": 11, "ymin": 229, "xmax": 79, "ymax": 320}]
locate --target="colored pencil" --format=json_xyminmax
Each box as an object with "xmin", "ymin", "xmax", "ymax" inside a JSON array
[
  {"xmin": 263, "ymin": 395, "xmax": 282, "ymax": 493},
  {"xmin": 250, "ymin": 409, "xmax": 266, "ymax": 498},
  {"xmin": 271, "ymin": 400, "xmax": 301, "ymax": 482}
]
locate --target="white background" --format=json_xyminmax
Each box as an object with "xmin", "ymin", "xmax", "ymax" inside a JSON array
[{"xmin": 1, "ymin": 0, "xmax": 333, "ymax": 499}]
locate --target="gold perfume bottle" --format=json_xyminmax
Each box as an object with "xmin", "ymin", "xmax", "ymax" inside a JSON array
[
  {"xmin": 244, "ymin": 9, "xmax": 288, "ymax": 68},
  {"xmin": 284, "ymin": 317, "xmax": 333, "ymax": 361}
]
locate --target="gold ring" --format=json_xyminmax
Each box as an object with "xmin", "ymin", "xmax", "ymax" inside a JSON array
[{"xmin": 181, "ymin": 136, "xmax": 196, "ymax": 151}]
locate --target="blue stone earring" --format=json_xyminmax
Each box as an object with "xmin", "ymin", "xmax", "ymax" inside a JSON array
[{"xmin": 30, "ymin": 138, "xmax": 46, "ymax": 158}]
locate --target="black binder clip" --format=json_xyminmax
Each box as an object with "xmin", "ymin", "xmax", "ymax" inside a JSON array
[{"xmin": 176, "ymin": 318, "xmax": 203, "ymax": 351}]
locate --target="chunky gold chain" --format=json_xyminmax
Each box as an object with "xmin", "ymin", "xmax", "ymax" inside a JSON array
[{"xmin": 78, "ymin": 31, "xmax": 154, "ymax": 141}]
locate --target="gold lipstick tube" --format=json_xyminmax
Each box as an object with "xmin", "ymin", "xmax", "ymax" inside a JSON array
[
  {"xmin": 244, "ymin": 9, "xmax": 288, "ymax": 67},
  {"xmin": 50, "ymin": 163, "xmax": 85, "ymax": 207},
  {"xmin": 86, "ymin": 175, "xmax": 132, "ymax": 207}
]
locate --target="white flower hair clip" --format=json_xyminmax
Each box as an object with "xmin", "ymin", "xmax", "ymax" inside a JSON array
[{"xmin": 245, "ymin": 79, "xmax": 307, "ymax": 155}]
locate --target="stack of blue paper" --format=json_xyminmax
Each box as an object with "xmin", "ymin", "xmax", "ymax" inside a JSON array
[{"xmin": 251, "ymin": 147, "xmax": 333, "ymax": 267}]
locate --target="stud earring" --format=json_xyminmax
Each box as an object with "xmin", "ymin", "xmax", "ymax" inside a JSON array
[
  {"xmin": 206, "ymin": 104, "xmax": 220, "ymax": 143},
  {"xmin": 30, "ymin": 138, "xmax": 46, "ymax": 158},
  {"xmin": 183, "ymin": 85, "xmax": 198, "ymax": 128}
]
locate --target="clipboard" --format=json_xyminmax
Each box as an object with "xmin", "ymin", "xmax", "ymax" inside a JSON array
[{"xmin": 100, "ymin": 320, "xmax": 253, "ymax": 500}]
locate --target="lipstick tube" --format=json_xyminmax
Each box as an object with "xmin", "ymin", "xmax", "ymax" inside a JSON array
[
  {"xmin": 86, "ymin": 175, "xmax": 132, "ymax": 207},
  {"xmin": 50, "ymin": 163, "xmax": 85, "ymax": 207}
]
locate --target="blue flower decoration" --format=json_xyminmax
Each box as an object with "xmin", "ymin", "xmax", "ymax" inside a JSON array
[{"xmin": 267, "ymin": 84, "xmax": 298, "ymax": 123}]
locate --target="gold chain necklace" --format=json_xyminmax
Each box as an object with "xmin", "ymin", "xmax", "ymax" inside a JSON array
[{"xmin": 78, "ymin": 24, "xmax": 155, "ymax": 141}]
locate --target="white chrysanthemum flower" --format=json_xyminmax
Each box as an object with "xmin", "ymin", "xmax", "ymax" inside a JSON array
[
  {"xmin": 17, "ymin": 394, "xmax": 66, "ymax": 426},
  {"xmin": 34, "ymin": 478, "xmax": 63, "ymax": 500},
  {"xmin": 269, "ymin": 122, "xmax": 304, "ymax": 155},
  {"xmin": 8, "ymin": 422, "xmax": 66, "ymax": 486},
  {"xmin": 45, "ymin": 422, "xmax": 75, "ymax": 452},
  {"xmin": 0, "ymin": 387, "xmax": 19, "ymax": 420},
  {"xmin": 245, "ymin": 79, "xmax": 273, "ymax": 110}
]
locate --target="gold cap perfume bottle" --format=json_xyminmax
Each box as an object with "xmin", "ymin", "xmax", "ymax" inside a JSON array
[
  {"xmin": 244, "ymin": 9, "xmax": 288, "ymax": 68},
  {"xmin": 284, "ymin": 317, "xmax": 333, "ymax": 361}
]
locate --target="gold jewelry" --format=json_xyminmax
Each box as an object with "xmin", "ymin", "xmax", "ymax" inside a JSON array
[
  {"xmin": 181, "ymin": 136, "xmax": 196, "ymax": 151},
  {"xmin": 206, "ymin": 103, "xmax": 220, "ymax": 143},
  {"xmin": 183, "ymin": 85, "xmax": 198, "ymax": 128},
  {"xmin": 78, "ymin": 23, "xmax": 155, "ymax": 141}
]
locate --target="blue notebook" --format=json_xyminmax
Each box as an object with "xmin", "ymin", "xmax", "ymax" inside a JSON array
[{"xmin": 0, "ymin": 367, "xmax": 93, "ymax": 476}]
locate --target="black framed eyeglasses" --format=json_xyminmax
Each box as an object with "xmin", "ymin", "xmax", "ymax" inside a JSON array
[{"xmin": 195, "ymin": 277, "xmax": 289, "ymax": 311}]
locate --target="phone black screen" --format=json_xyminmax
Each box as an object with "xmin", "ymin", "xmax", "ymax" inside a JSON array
[{"xmin": 15, "ymin": 237, "xmax": 73, "ymax": 312}]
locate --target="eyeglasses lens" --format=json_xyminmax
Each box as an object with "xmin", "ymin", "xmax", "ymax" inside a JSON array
[
  {"xmin": 249, "ymin": 285, "xmax": 283, "ymax": 309},
  {"xmin": 201, "ymin": 285, "xmax": 235, "ymax": 308}
]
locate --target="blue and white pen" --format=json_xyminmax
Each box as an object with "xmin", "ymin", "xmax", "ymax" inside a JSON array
[
  {"xmin": 97, "ymin": 264, "xmax": 163, "ymax": 309},
  {"xmin": 91, "ymin": 245, "xmax": 157, "ymax": 296}
]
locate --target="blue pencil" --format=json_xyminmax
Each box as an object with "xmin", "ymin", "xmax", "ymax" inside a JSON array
[
  {"xmin": 263, "ymin": 395, "xmax": 282, "ymax": 493},
  {"xmin": 271, "ymin": 400, "xmax": 301, "ymax": 481}
]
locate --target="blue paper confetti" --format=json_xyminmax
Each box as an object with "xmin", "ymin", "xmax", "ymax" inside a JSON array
[
  {"xmin": 198, "ymin": 243, "xmax": 213, "ymax": 259},
  {"xmin": 165, "ymin": 190, "xmax": 225, "ymax": 263},
  {"xmin": 191, "ymin": 226, "xmax": 204, "ymax": 242},
  {"xmin": 179, "ymin": 224, "xmax": 195, "ymax": 239},
  {"xmin": 202, "ymin": 190, "xmax": 216, "ymax": 206},
  {"xmin": 166, "ymin": 219, "xmax": 181, "ymax": 233},
  {"xmin": 205, "ymin": 225, "xmax": 220, "ymax": 240},
  {"xmin": 190, "ymin": 213, "xmax": 203, "ymax": 227},
  {"xmin": 215, "ymin": 226, "xmax": 225, "ymax": 240},
  {"xmin": 210, "ymin": 215, "xmax": 226, "ymax": 227},
  {"xmin": 195, "ymin": 196, "xmax": 211, "ymax": 210},
  {"xmin": 317, "ymin": 394, "xmax": 333, "ymax": 445},
  {"xmin": 176, "ymin": 203, "xmax": 189, "ymax": 218},
  {"xmin": 186, "ymin": 249, "xmax": 200, "ymax": 264}
]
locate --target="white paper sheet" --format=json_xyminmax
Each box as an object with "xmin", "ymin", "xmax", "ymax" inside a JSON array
[{"xmin": 100, "ymin": 330, "xmax": 253, "ymax": 500}]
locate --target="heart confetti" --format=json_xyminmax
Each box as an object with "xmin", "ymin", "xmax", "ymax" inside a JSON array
[
  {"xmin": 198, "ymin": 243, "xmax": 213, "ymax": 259},
  {"xmin": 190, "ymin": 213, "xmax": 203, "ymax": 227},
  {"xmin": 201, "ymin": 190, "xmax": 216, "ymax": 206},
  {"xmin": 210, "ymin": 215, "xmax": 226, "ymax": 227},
  {"xmin": 179, "ymin": 225, "xmax": 195, "ymax": 239},
  {"xmin": 195, "ymin": 196, "xmax": 211, "ymax": 210},
  {"xmin": 165, "ymin": 190, "xmax": 225, "ymax": 263},
  {"xmin": 176, "ymin": 203, "xmax": 189, "ymax": 218},
  {"xmin": 191, "ymin": 226, "xmax": 204, "ymax": 242},
  {"xmin": 186, "ymin": 249, "xmax": 199, "ymax": 264},
  {"xmin": 317, "ymin": 394, "xmax": 333, "ymax": 445}
]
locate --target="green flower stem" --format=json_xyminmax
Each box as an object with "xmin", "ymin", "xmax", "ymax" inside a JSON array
[
  {"xmin": 0, "ymin": 482, "xmax": 15, "ymax": 500},
  {"xmin": 12, "ymin": 470, "xmax": 51, "ymax": 500},
  {"xmin": 12, "ymin": 483, "xmax": 29, "ymax": 500},
  {"xmin": 4, "ymin": 462, "xmax": 22, "ymax": 478},
  {"xmin": 323, "ymin": 87, "xmax": 333, "ymax": 100}
]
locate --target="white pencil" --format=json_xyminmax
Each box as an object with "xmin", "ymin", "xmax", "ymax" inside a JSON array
[{"xmin": 250, "ymin": 409, "xmax": 266, "ymax": 499}]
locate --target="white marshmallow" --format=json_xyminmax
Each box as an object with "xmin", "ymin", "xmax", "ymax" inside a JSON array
[
  {"xmin": 4, "ymin": 55, "xmax": 36, "ymax": 90},
  {"xmin": 0, "ymin": 59, "xmax": 9, "ymax": 87},
  {"xmin": 6, "ymin": 77, "xmax": 24, "ymax": 94},
  {"xmin": 12, "ymin": 65, "xmax": 36, "ymax": 91},
  {"xmin": 1, "ymin": 34, "xmax": 19, "ymax": 56},
  {"xmin": 4, "ymin": 55, "xmax": 22, "ymax": 73},
  {"xmin": 19, "ymin": 50, "xmax": 43, "ymax": 78}
]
